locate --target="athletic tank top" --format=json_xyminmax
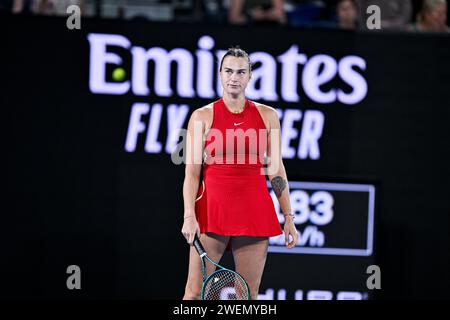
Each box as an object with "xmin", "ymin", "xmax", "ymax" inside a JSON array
[{"xmin": 203, "ymin": 98, "xmax": 269, "ymax": 167}]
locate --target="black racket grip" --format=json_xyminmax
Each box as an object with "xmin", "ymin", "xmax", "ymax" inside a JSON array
[{"xmin": 193, "ymin": 234, "xmax": 206, "ymax": 256}]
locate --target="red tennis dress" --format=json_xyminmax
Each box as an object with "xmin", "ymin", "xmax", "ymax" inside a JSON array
[{"xmin": 194, "ymin": 98, "xmax": 282, "ymax": 238}]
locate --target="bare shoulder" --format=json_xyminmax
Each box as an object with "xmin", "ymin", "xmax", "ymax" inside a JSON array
[
  {"xmin": 252, "ymin": 101, "xmax": 279, "ymax": 130},
  {"xmin": 253, "ymin": 101, "xmax": 278, "ymax": 118},
  {"xmin": 190, "ymin": 102, "xmax": 214, "ymax": 129}
]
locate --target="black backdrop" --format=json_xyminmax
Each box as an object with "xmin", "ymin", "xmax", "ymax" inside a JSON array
[{"xmin": 2, "ymin": 14, "xmax": 450, "ymax": 300}]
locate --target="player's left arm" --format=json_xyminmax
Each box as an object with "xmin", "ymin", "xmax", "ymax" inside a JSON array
[{"xmin": 266, "ymin": 107, "xmax": 298, "ymax": 248}]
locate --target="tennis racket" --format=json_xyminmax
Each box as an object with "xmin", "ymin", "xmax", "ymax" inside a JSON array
[{"xmin": 193, "ymin": 234, "xmax": 251, "ymax": 300}]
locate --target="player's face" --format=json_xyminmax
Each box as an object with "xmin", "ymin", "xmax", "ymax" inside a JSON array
[{"xmin": 220, "ymin": 56, "xmax": 252, "ymax": 96}]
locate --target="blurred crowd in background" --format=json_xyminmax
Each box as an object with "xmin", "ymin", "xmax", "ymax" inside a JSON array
[{"xmin": 1, "ymin": 0, "xmax": 449, "ymax": 33}]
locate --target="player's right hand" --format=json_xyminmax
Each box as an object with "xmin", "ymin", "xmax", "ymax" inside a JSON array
[{"xmin": 181, "ymin": 214, "xmax": 201, "ymax": 245}]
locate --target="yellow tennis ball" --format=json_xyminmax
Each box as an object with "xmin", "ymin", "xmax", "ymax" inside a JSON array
[{"xmin": 112, "ymin": 68, "xmax": 126, "ymax": 81}]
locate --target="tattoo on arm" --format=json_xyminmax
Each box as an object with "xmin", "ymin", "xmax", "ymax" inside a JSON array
[{"xmin": 271, "ymin": 176, "xmax": 286, "ymax": 198}]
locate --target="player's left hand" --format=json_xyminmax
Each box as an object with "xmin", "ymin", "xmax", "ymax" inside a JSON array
[{"xmin": 284, "ymin": 217, "xmax": 298, "ymax": 248}]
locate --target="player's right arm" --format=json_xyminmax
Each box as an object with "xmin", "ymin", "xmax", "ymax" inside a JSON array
[{"xmin": 181, "ymin": 109, "xmax": 205, "ymax": 245}]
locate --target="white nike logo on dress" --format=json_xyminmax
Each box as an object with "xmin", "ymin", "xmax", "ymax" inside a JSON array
[{"xmin": 233, "ymin": 122, "xmax": 245, "ymax": 126}]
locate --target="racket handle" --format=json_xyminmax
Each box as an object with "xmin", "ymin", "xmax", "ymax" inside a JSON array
[{"xmin": 193, "ymin": 234, "xmax": 206, "ymax": 257}]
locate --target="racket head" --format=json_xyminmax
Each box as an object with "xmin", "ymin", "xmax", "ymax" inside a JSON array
[{"xmin": 201, "ymin": 268, "xmax": 251, "ymax": 300}]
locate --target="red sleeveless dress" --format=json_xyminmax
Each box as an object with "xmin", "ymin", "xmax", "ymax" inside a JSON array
[{"xmin": 194, "ymin": 98, "xmax": 282, "ymax": 238}]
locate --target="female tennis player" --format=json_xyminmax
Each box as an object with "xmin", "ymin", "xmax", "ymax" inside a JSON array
[{"xmin": 181, "ymin": 46, "xmax": 298, "ymax": 300}]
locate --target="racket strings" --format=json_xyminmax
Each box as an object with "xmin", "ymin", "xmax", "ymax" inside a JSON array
[{"xmin": 203, "ymin": 270, "xmax": 249, "ymax": 300}]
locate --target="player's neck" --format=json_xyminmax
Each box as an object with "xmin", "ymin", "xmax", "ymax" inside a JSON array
[{"xmin": 222, "ymin": 94, "xmax": 246, "ymax": 113}]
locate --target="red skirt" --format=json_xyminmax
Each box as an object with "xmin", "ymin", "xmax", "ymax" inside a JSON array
[{"xmin": 195, "ymin": 164, "xmax": 282, "ymax": 240}]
